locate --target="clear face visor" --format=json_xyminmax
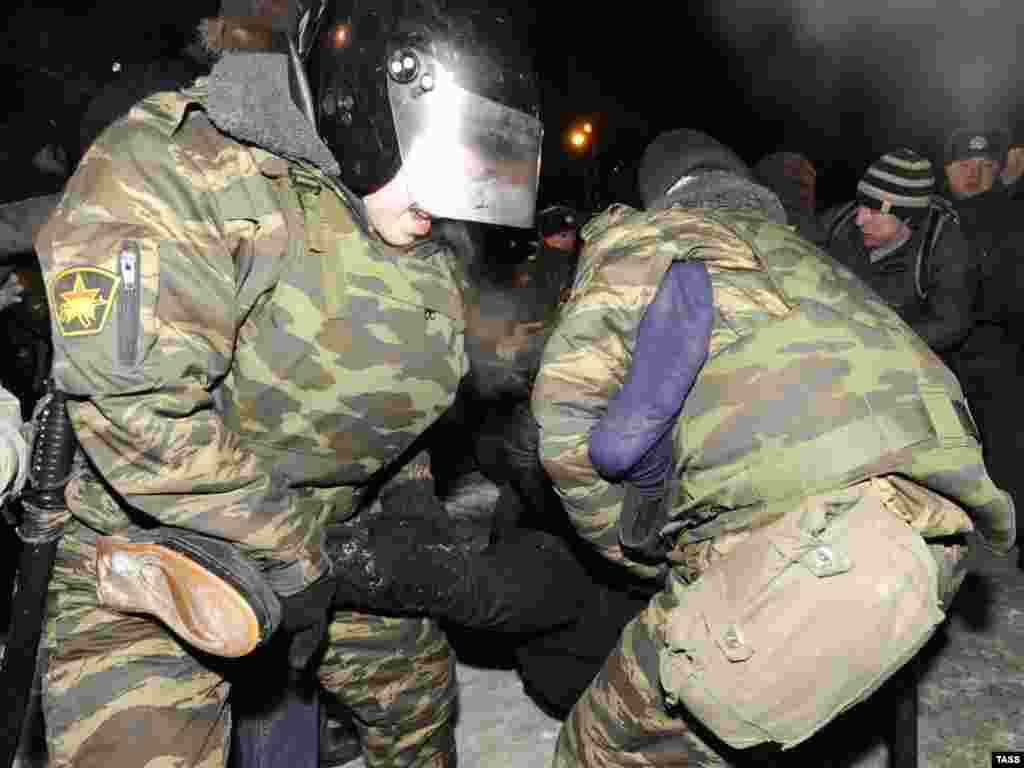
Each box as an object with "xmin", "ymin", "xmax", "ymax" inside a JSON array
[{"xmin": 388, "ymin": 49, "xmax": 543, "ymax": 229}]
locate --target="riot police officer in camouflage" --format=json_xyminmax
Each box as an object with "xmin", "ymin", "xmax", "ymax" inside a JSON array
[
  {"xmin": 32, "ymin": 1, "xmax": 543, "ymax": 766},
  {"xmin": 533, "ymin": 129, "xmax": 1015, "ymax": 766}
]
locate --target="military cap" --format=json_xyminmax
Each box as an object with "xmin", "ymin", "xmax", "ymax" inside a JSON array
[
  {"xmin": 945, "ymin": 127, "xmax": 1010, "ymax": 166},
  {"xmin": 536, "ymin": 205, "xmax": 579, "ymax": 238}
]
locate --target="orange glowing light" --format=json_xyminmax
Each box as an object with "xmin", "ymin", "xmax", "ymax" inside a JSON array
[
  {"xmin": 571, "ymin": 131, "xmax": 586, "ymax": 147},
  {"xmin": 583, "ymin": 122, "xmax": 592, "ymax": 134},
  {"xmin": 334, "ymin": 25, "xmax": 349, "ymax": 46}
]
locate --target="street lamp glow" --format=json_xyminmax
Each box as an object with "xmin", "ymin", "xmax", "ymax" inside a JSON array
[
  {"xmin": 583, "ymin": 122, "xmax": 592, "ymax": 134},
  {"xmin": 571, "ymin": 131, "xmax": 587, "ymax": 147}
]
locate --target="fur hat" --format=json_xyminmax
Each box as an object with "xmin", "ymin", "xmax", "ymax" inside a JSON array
[{"xmin": 637, "ymin": 129, "xmax": 749, "ymax": 209}]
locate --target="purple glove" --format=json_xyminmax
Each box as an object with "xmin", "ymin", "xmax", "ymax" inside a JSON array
[{"xmin": 589, "ymin": 260, "xmax": 713, "ymax": 497}]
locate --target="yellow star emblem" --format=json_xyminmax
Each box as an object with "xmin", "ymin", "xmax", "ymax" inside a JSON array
[
  {"xmin": 50, "ymin": 266, "xmax": 120, "ymax": 337},
  {"xmin": 60, "ymin": 274, "xmax": 105, "ymax": 328}
]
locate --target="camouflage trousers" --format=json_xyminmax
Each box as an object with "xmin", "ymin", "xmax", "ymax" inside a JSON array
[
  {"xmin": 43, "ymin": 522, "xmax": 457, "ymax": 768},
  {"xmin": 552, "ymin": 491, "xmax": 970, "ymax": 768}
]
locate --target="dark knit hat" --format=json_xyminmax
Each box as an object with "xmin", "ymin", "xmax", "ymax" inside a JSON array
[
  {"xmin": 637, "ymin": 129, "xmax": 749, "ymax": 209},
  {"xmin": 536, "ymin": 205, "xmax": 579, "ymax": 238},
  {"xmin": 856, "ymin": 149, "xmax": 934, "ymax": 223},
  {"xmin": 945, "ymin": 127, "xmax": 1009, "ymax": 166}
]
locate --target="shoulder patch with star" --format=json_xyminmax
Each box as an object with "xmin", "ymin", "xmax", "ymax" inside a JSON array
[{"xmin": 50, "ymin": 266, "xmax": 120, "ymax": 337}]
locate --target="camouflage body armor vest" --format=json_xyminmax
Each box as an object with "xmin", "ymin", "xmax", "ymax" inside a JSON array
[
  {"xmin": 665, "ymin": 208, "xmax": 1012, "ymax": 550},
  {"xmin": 533, "ymin": 204, "xmax": 1014, "ymax": 581}
]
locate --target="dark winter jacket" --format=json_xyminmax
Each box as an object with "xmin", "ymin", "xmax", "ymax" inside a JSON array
[
  {"xmin": 822, "ymin": 202, "xmax": 975, "ymax": 353},
  {"xmin": 944, "ymin": 183, "xmax": 1024, "ymax": 327}
]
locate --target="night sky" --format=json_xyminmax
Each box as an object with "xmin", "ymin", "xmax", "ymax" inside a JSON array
[
  {"xmin": 2, "ymin": 0, "xmax": 1023, "ymax": 210},
  {"xmin": 536, "ymin": 0, "xmax": 1024, "ymax": 208}
]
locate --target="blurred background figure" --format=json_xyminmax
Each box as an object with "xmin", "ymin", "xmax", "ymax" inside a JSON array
[
  {"xmin": 754, "ymin": 150, "xmax": 828, "ymax": 245},
  {"xmin": 518, "ymin": 204, "xmax": 581, "ymax": 306},
  {"xmin": 943, "ymin": 127, "xmax": 1009, "ymax": 202},
  {"xmin": 937, "ymin": 127, "xmax": 1024, "ymax": 528},
  {"xmin": 999, "ymin": 139, "xmax": 1024, "ymax": 197},
  {"xmin": 536, "ymin": 204, "xmax": 580, "ymax": 252},
  {"xmin": 0, "ymin": 269, "xmax": 25, "ymax": 312},
  {"xmin": 939, "ymin": 127, "xmax": 1023, "ymax": 332}
]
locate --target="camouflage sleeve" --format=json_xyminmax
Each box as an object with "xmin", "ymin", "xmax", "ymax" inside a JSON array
[
  {"xmin": 531, "ymin": 206, "xmax": 677, "ymax": 579},
  {"xmin": 915, "ymin": 221, "xmax": 975, "ymax": 353},
  {"xmin": 35, "ymin": 111, "xmax": 325, "ymax": 594}
]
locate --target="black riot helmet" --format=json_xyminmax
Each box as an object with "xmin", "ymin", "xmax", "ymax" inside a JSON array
[{"xmin": 295, "ymin": 0, "xmax": 543, "ymax": 228}]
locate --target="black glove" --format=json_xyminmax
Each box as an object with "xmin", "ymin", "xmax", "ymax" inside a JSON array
[
  {"xmin": 278, "ymin": 573, "xmax": 336, "ymax": 670},
  {"xmin": 371, "ymin": 524, "xmax": 590, "ymax": 633},
  {"xmin": 617, "ymin": 483, "xmax": 673, "ymax": 563}
]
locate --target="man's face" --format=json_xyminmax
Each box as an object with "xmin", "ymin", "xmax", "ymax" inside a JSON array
[
  {"xmin": 543, "ymin": 230, "xmax": 577, "ymax": 252},
  {"xmin": 363, "ymin": 170, "xmax": 434, "ymax": 247},
  {"xmin": 855, "ymin": 206, "xmax": 905, "ymax": 249},
  {"xmin": 945, "ymin": 157, "xmax": 1002, "ymax": 199}
]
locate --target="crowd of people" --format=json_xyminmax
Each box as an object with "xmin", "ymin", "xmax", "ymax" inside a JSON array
[
  {"xmin": 0, "ymin": 1, "xmax": 1020, "ymax": 767},
  {"xmin": 752, "ymin": 129, "xmax": 1024, "ymax": 522}
]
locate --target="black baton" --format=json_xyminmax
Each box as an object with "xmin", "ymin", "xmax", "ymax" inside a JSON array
[{"xmin": 1, "ymin": 390, "xmax": 75, "ymax": 767}]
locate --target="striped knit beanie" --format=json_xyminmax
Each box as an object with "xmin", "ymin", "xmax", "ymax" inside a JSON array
[{"xmin": 856, "ymin": 149, "xmax": 934, "ymax": 224}]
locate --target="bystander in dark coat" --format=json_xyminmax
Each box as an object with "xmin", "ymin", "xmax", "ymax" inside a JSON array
[{"xmin": 823, "ymin": 149, "xmax": 975, "ymax": 356}]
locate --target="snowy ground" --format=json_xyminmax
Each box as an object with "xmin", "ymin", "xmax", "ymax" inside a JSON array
[{"xmin": 377, "ymin": 543, "xmax": 1022, "ymax": 768}]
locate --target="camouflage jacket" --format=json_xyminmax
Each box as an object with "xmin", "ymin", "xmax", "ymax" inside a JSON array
[
  {"xmin": 35, "ymin": 82, "xmax": 467, "ymax": 594},
  {"xmin": 533, "ymin": 204, "xmax": 1014, "ymax": 579}
]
